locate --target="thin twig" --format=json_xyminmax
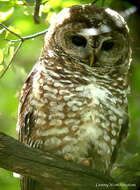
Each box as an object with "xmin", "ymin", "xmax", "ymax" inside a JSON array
[
  {"xmin": 0, "ymin": 23, "xmax": 22, "ymax": 40},
  {"xmin": 42, "ymin": 0, "xmax": 48, "ymax": 4},
  {"xmin": 0, "ymin": 28, "xmax": 5, "ymax": 34},
  {"xmin": 7, "ymin": 29, "xmax": 48, "ymax": 42},
  {"xmin": 0, "ymin": 41, "xmax": 23, "ymax": 79},
  {"xmin": 0, "ymin": 23, "xmax": 48, "ymax": 42},
  {"xmin": 0, "ymin": 23, "xmax": 48, "ymax": 79}
]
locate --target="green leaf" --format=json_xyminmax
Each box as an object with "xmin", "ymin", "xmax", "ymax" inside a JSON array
[
  {"xmin": 120, "ymin": 183, "xmax": 129, "ymax": 190},
  {"xmin": 2, "ymin": 43, "xmax": 15, "ymax": 66},
  {"xmin": 0, "ymin": 65, "xmax": 4, "ymax": 72},
  {"xmin": 0, "ymin": 7, "xmax": 14, "ymax": 22},
  {"xmin": 0, "ymin": 49, "xmax": 4, "ymax": 64},
  {"xmin": 9, "ymin": 46, "xmax": 15, "ymax": 60},
  {"xmin": 5, "ymin": 26, "xmax": 21, "ymax": 39}
]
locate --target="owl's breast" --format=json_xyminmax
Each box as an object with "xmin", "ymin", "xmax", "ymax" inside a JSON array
[{"xmin": 30, "ymin": 66, "xmax": 126, "ymax": 169}]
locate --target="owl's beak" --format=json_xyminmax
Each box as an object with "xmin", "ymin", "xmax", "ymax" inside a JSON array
[{"xmin": 89, "ymin": 54, "xmax": 95, "ymax": 67}]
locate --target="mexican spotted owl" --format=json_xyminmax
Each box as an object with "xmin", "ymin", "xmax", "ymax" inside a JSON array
[{"xmin": 17, "ymin": 4, "xmax": 131, "ymax": 190}]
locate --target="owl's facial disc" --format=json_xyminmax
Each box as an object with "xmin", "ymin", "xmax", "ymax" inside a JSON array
[
  {"xmin": 49, "ymin": 5, "xmax": 130, "ymax": 69},
  {"xmin": 60, "ymin": 28, "xmax": 128, "ymax": 68},
  {"xmin": 54, "ymin": 24, "xmax": 127, "ymax": 68}
]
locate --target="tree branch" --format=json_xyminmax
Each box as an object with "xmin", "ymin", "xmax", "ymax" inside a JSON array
[
  {"xmin": 0, "ymin": 23, "xmax": 48, "ymax": 79},
  {"xmin": 0, "ymin": 22, "xmax": 48, "ymax": 42},
  {"xmin": 34, "ymin": 0, "xmax": 42, "ymax": 24},
  {"xmin": 0, "ymin": 132, "xmax": 120, "ymax": 190},
  {"xmin": 7, "ymin": 29, "xmax": 48, "ymax": 42},
  {"xmin": 0, "ymin": 23, "xmax": 22, "ymax": 40},
  {"xmin": 0, "ymin": 41, "xmax": 23, "ymax": 79}
]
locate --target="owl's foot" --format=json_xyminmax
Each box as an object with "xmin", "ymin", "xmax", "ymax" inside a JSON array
[
  {"xmin": 64, "ymin": 154, "xmax": 92, "ymax": 167},
  {"xmin": 64, "ymin": 154, "xmax": 74, "ymax": 161},
  {"xmin": 80, "ymin": 157, "xmax": 93, "ymax": 167}
]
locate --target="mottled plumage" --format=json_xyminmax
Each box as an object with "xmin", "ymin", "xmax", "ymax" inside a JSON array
[{"xmin": 17, "ymin": 5, "xmax": 131, "ymax": 190}]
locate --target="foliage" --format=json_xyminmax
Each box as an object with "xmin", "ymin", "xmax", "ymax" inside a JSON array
[{"xmin": 0, "ymin": 0, "xmax": 140, "ymax": 189}]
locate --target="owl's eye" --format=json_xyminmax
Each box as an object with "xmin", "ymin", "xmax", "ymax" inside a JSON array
[
  {"xmin": 71, "ymin": 35, "xmax": 87, "ymax": 47},
  {"xmin": 101, "ymin": 40, "xmax": 114, "ymax": 51}
]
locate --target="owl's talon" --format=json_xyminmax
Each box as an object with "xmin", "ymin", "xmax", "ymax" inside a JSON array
[
  {"xmin": 64, "ymin": 154, "xmax": 74, "ymax": 161},
  {"xmin": 80, "ymin": 157, "xmax": 93, "ymax": 167}
]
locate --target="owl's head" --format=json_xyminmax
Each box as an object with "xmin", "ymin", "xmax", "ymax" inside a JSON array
[{"xmin": 44, "ymin": 5, "xmax": 131, "ymax": 71}]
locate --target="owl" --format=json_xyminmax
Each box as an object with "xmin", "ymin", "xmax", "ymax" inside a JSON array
[{"xmin": 17, "ymin": 4, "xmax": 131, "ymax": 190}]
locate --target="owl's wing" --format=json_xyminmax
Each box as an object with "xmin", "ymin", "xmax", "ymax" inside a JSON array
[
  {"xmin": 17, "ymin": 64, "xmax": 45, "ymax": 190},
  {"xmin": 111, "ymin": 116, "xmax": 129, "ymax": 165},
  {"xmin": 17, "ymin": 66, "xmax": 36, "ymax": 144}
]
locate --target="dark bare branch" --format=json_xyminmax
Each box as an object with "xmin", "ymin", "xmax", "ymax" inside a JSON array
[
  {"xmin": 34, "ymin": 0, "xmax": 42, "ymax": 24},
  {"xmin": 0, "ymin": 132, "xmax": 119, "ymax": 190}
]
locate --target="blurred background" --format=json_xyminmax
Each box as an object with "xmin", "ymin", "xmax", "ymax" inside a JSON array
[{"xmin": 0, "ymin": 0, "xmax": 140, "ymax": 189}]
